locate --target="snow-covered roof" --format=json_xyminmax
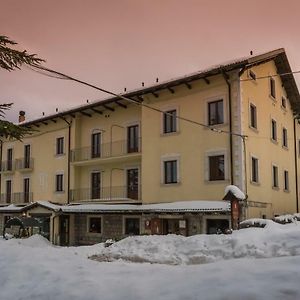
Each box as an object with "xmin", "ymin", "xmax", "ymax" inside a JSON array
[
  {"xmin": 0, "ymin": 200, "xmax": 230, "ymax": 214},
  {"xmin": 61, "ymin": 200, "xmax": 230, "ymax": 213},
  {"xmin": 19, "ymin": 48, "xmax": 300, "ymax": 127},
  {"xmin": 224, "ymin": 185, "xmax": 246, "ymax": 200},
  {"xmin": 0, "ymin": 204, "xmax": 28, "ymax": 212}
]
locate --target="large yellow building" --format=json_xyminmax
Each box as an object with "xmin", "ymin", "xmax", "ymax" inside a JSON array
[{"xmin": 1, "ymin": 48, "xmax": 300, "ymax": 245}]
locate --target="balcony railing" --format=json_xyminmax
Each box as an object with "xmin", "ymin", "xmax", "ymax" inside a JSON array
[
  {"xmin": 71, "ymin": 138, "xmax": 141, "ymax": 163},
  {"xmin": 69, "ymin": 185, "xmax": 141, "ymax": 203},
  {"xmin": 16, "ymin": 158, "xmax": 34, "ymax": 171},
  {"xmin": 1, "ymin": 160, "xmax": 15, "ymax": 173},
  {"xmin": 0, "ymin": 192, "xmax": 33, "ymax": 204}
]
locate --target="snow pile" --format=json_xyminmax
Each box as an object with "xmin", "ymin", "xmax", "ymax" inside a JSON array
[
  {"xmin": 239, "ymin": 218, "xmax": 270, "ymax": 228},
  {"xmin": 274, "ymin": 214, "xmax": 297, "ymax": 224},
  {"xmin": 224, "ymin": 185, "xmax": 246, "ymax": 200},
  {"xmin": 1, "ymin": 228, "xmax": 300, "ymax": 299},
  {"xmin": 91, "ymin": 221, "xmax": 300, "ymax": 265}
]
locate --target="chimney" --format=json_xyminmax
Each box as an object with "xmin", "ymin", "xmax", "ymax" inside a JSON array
[{"xmin": 19, "ymin": 111, "xmax": 25, "ymax": 123}]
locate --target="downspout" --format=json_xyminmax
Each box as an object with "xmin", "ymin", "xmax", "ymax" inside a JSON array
[
  {"xmin": 222, "ymin": 72, "xmax": 234, "ymax": 184},
  {"xmin": 0, "ymin": 140, "xmax": 3, "ymax": 197},
  {"xmin": 293, "ymin": 118, "xmax": 299, "ymax": 213},
  {"xmin": 61, "ymin": 117, "xmax": 72, "ymax": 204}
]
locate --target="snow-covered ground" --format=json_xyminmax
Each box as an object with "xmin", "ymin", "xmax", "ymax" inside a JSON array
[{"xmin": 1, "ymin": 221, "xmax": 300, "ymax": 300}]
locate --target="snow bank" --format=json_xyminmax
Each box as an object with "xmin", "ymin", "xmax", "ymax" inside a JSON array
[
  {"xmin": 91, "ymin": 221, "xmax": 300, "ymax": 265},
  {"xmin": 1, "ymin": 226, "xmax": 300, "ymax": 300}
]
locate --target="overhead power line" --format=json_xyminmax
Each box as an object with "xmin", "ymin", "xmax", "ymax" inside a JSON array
[
  {"xmin": 28, "ymin": 64, "xmax": 246, "ymax": 139},
  {"xmin": 240, "ymin": 70, "xmax": 300, "ymax": 81}
]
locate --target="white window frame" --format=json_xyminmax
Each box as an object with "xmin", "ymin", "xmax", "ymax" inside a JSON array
[
  {"xmin": 161, "ymin": 154, "xmax": 180, "ymax": 185},
  {"xmin": 55, "ymin": 136, "xmax": 65, "ymax": 156},
  {"xmin": 282, "ymin": 127, "xmax": 288, "ymax": 148},
  {"xmin": 161, "ymin": 106, "xmax": 179, "ymax": 135},
  {"xmin": 204, "ymin": 94, "xmax": 227, "ymax": 127},
  {"xmin": 271, "ymin": 118, "xmax": 277, "ymax": 142},
  {"xmin": 249, "ymin": 102, "xmax": 257, "ymax": 130},
  {"xmin": 270, "ymin": 77, "xmax": 276, "ymax": 100},
  {"xmin": 283, "ymin": 170, "xmax": 289, "ymax": 192},
  {"xmin": 205, "ymin": 149, "xmax": 228, "ymax": 182},
  {"xmin": 55, "ymin": 172, "xmax": 64, "ymax": 193},
  {"xmin": 272, "ymin": 164, "xmax": 279, "ymax": 189},
  {"xmin": 250, "ymin": 155, "xmax": 259, "ymax": 184}
]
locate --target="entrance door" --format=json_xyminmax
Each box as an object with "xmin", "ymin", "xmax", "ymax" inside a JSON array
[
  {"xmin": 127, "ymin": 168, "xmax": 139, "ymax": 200},
  {"xmin": 127, "ymin": 125, "xmax": 139, "ymax": 153},
  {"xmin": 151, "ymin": 218, "xmax": 162, "ymax": 235},
  {"xmin": 59, "ymin": 215, "xmax": 69, "ymax": 246},
  {"xmin": 91, "ymin": 172, "xmax": 101, "ymax": 199}
]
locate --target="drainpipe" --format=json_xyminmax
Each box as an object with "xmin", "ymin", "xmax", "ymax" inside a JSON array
[
  {"xmin": 61, "ymin": 118, "xmax": 72, "ymax": 204},
  {"xmin": 0, "ymin": 140, "xmax": 2, "ymax": 197},
  {"xmin": 222, "ymin": 72, "xmax": 234, "ymax": 185},
  {"xmin": 293, "ymin": 118, "xmax": 299, "ymax": 213}
]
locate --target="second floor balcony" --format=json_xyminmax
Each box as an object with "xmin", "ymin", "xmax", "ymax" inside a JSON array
[
  {"xmin": 16, "ymin": 158, "xmax": 34, "ymax": 172},
  {"xmin": 71, "ymin": 138, "xmax": 141, "ymax": 165},
  {"xmin": 0, "ymin": 192, "xmax": 33, "ymax": 204},
  {"xmin": 69, "ymin": 185, "xmax": 141, "ymax": 203},
  {"xmin": 1, "ymin": 160, "xmax": 15, "ymax": 174}
]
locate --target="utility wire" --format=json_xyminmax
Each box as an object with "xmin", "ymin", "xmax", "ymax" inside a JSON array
[
  {"xmin": 240, "ymin": 70, "xmax": 300, "ymax": 81},
  {"xmin": 28, "ymin": 64, "xmax": 247, "ymax": 139}
]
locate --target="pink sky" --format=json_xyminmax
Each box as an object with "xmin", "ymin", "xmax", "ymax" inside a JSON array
[{"xmin": 1, "ymin": 0, "xmax": 300, "ymax": 122}]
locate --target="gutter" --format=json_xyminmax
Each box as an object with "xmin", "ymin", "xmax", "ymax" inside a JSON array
[
  {"xmin": 293, "ymin": 118, "xmax": 299, "ymax": 213},
  {"xmin": 61, "ymin": 118, "xmax": 72, "ymax": 204},
  {"xmin": 222, "ymin": 72, "xmax": 234, "ymax": 184}
]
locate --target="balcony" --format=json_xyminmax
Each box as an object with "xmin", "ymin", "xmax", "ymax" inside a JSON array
[
  {"xmin": 69, "ymin": 185, "xmax": 141, "ymax": 203},
  {"xmin": 71, "ymin": 138, "xmax": 141, "ymax": 165},
  {"xmin": 1, "ymin": 160, "xmax": 15, "ymax": 174},
  {"xmin": 16, "ymin": 158, "xmax": 34, "ymax": 172},
  {"xmin": 0, "ymin": 192, "xmax": 33, "ymax": 204}
]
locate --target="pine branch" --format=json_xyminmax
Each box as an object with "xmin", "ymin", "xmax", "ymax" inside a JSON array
[{"xmin": 0, "ymin": 35, "xmax": 44, "ymax": 71}]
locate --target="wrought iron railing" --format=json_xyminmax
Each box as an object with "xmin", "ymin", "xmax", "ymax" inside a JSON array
[
  {"xmin": 0, "ymin": 192, "xmax": 33, "ymax": 204},
  {"xmin": 71, "ymin": 138, "xmax": 141, "ymax": 162},
  {"xmin": 1, "ymin": 160, "xmax": 15, "ymax": 172},
  {"xmin": 69, "ymin": 185, "xmax": 141, "ymax": 203},
  {"xmin": 16, "ymin": 158, "xmax": 34, "ymax": 170}
]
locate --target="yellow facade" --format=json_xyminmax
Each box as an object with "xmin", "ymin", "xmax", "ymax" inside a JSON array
[{"xmin": 1, "ymin": 49, "xmax": 300, "ymax": 241}]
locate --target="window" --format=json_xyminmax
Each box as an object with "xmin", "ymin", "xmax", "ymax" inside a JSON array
[
  {"xmin": 272, "ymin": 165, "xmax": 279, "ymax": 188},
  {"xmin": 251, "ymin": 157, "xmax": 259, "ymax": 183},
  {"xmin": 24, "ymin": 144, "xmax": 31, "ymax": 168},
  {"xmin": 23, "ymin": 178, "xmax": 30, "ymax": 202},
  {"xmin": 250, "ymin": 104, "xmax": 257, "ymax": 129},
  {"xmin": 55, "ymin": 174, "xmax": 64, "ymax": 192},
  {"xmin": 164, "ymin": 160, "xmax": 178, "ymax": 184},
  {"xmin": 209, "ymin": 155, "xmax": 225, "ymax": 181},
  {"xmin": 125, "ymin": 218, "xmax": 140, "ymax": 235},
  {"xmin": 270, "ymin": 77, "xmax": 276, "ymax": 99},
  {"xmin": 6, "ymin": 180, "xmax": 12, "ymax": 203},
  {"xmin": 91, "ymin": 132, "xmax": 101, "ymax": 158},
  {"xmin": 127, "ymin": 125, "xmax": 139, "ymax": 153},
  {"xmin": 7, "ymin": 148, "xmax": 13, "ymax": 171},
  {"xmin": 282, "ymin": 128, "xmax": 288, "ymax": 148},
  {"xmin": 208, "ymin": 100, "xmax": 224, "ymax": 125},
  {"xmin": 56, "ymin": 137, "xmax": 64, "ymax": 155},
  {"xmin": 271, "ymin": 119, "xmax": 277, "ymax": 141},
  {"xmin": 88, "ymin": 217, "xmax": 101, "ymax": 233},
  {"xmin": 249, "ymin": 70, "xmax": 256, "ymax": 81},
  {"xmin": 163, "ymin": 110, "xmax": 177, "ymax": 133},
  {"xmin": 281, "ymin": 97, "xmax": 287, "ymax": 109},
  {"xmin": 91, "ymin": 172, "xmax": 101, "ymax": 199},
  {"xmin": 284, "ymin": 170, "xmax": 289, "ymax": 191}
]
